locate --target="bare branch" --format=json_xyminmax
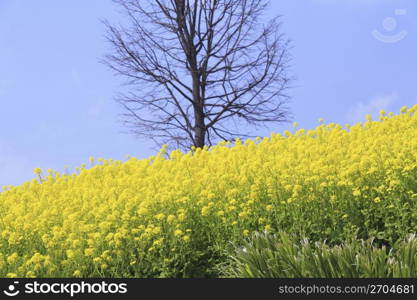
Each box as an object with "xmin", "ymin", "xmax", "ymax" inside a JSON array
[{"xmin": 103, "ymin": 0, "xmax": 292, "ymax": 150}]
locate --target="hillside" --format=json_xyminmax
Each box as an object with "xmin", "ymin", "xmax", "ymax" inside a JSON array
[{"xmin": 1, "ymin": 106, "xmax": 417, "ymax": 277}]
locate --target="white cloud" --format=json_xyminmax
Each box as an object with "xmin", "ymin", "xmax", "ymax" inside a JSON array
[{"xmin": 346, "ymin": 92, "xmax": 398, "ymax": 123}]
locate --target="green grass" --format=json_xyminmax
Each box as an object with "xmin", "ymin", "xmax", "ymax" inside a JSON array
[{"xmin": 221, "ymin": 232, "xmax": 417, "ymax": 278}]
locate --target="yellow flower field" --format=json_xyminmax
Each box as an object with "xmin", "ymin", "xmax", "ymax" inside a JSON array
[{"xmin": 1, "ymin": 106, "xmax": 417, "ymax": 277}]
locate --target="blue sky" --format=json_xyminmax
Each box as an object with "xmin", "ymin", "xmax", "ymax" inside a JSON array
[{"xmin": 0, "ymin": 0, "xmax": 416, "ymax": 187}]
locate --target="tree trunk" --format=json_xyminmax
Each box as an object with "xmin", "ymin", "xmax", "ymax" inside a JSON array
[
  {"xmin": 192, "ymin": 74, "xmax": 205, "ymax": 148},
  {"xmin": 194, "ymin": 115, "xmax": 205, "ymax": 148}
]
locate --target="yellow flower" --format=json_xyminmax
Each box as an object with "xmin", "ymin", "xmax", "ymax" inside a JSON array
[
  {"xmin": 238, "ymin": 211, "xmax": 248, "ymax": 218},
  {"xmin": 155, "ymin": 213, "xmax": 165, "ymax": 221},
  {"xmin": 84, "ymin": 248, "xmax": 94, "ymax": 257},
  {"xmin": 67, "ymin": 250, "xmax": 75, "ymax": 259},
  {"xmin": 93, "ymin": 257, "xmax": 102, "ymax": 263},
  {"xmin": 174, "ymin": 229, "xmax": 183, "ymax": 237},
  {"xmin": 201, "ymin": 206, "xmax": 210, "ymax": 216},
  {"xmin": 153, "ymin": 227, "xmax": 161, "ymax": 235},
  {"xmin": 7, "ymin": 253, "xmax": 18, "ymax": 264},
  {"xmin": 153, "ymin": 238, "xmax": 164, "ymax": 247},
  {"xmin": 178, "ymin": 213, "xmax": 186, "ymax": 221},
  {"xmin": 0, "ymin": 107, "xmax": 416, "ymax": 277}
]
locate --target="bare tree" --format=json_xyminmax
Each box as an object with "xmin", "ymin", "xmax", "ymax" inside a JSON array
[{"xmin": 103, "ymin": 0, "xmax": 292, "ymax": 150}]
